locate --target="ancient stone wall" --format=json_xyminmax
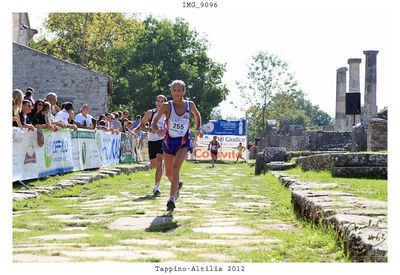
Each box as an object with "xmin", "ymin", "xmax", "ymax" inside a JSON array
[
  {"xmin": 301, "ymin": 131, "xmax": 351, "ymax": 151},
  {"xmin": 295, "ymin": 153, "xmax": 387, "ymax": 178},
  {"xmin": 13, "ymin": 43, "xmax": 111, "ymax": 118}
]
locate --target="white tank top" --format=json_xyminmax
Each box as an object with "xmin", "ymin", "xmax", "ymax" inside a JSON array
[
  {"xmin": 167, "ymin": 101, "xmax": 191, "ymax": 138},
  {"xmin": 148, "ymin": 109, "xmax": 165, "ymax": 141}
]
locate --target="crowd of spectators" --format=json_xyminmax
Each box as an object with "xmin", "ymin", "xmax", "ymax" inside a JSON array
[{"xmin": 12, "ymin": 88, "xmax": 145, "ymax": 139}]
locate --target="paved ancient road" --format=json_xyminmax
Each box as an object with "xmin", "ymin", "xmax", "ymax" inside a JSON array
[{"xmin": 12, "ymin": 162, "xmax": 345, "ymax": 263}]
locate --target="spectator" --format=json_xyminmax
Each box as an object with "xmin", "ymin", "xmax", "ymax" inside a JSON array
[
  {"xmin": 12, "ymin": 89, "xmax": 24, "ymax": 129},
  {"xmin": 44, "ymin": 92, "xmax": 60, "ymax": 124},
  {"xmin": 24, "ymin": 87, "xmax": 35, "ymax": 106},
  {"xmin": 54, "ymin": 102, "xmax": 77, "ymax": 130},
  {"xmin": 118, "ymin": 111, "xmax": 123, "ymax": 122},
  {"xmin": 91, "ymin": 117, "xmax": 97, "ymax": 129},
  {"xmin": 131, "ymin": 115, "xmax": 141, "ymax": 130},
  {"xmin": 28, "ymin": 99, "xmax": 44, "ymax": 122},
  {"xmin": 31, "ymin": 102, "xmax": 58, "ymax": 131},
  {"xmin": 122, "ymin": 110, "xmax": 129, "ymax": 121},
  {"xmin": 247, "ymin": 142, "xmax": 253, "ymax": 150},
  {"xmin": 121, "ymin": 118, "xmax": 137, "ymax": 136},
  {"xmin": 112, "ymin": 112, "xmax": 123, "ymax": 132},
  {"xmin": 74, "ymin": 104, "xmax": 95, "ymax": 129},
  {"xmin": 105, "ymin": 112, "xmax": 113, "ymax": 129},
  {"xmin": 97, "ymin": 114, "xmax": 106, "ymax": 126},
  {"xmin": 16, "ymin": 100, "xmax": 35, "ymax": 131},
  {"xmin": 97, "ymin": 120, "xmax": 113, "ymax": 132}
]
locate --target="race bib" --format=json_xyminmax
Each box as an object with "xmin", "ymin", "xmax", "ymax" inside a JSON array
[{"xmin": 169, "ymin": 117, "xmax": 189, "ymax": 137}]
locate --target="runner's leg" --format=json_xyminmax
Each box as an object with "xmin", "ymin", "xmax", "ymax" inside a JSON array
[
  {"xmin": 169, "ymin": 147, "xmax": 189, "ymax": 198},
  {"xmin": 154, "ymin": 153, "xmax": 163, "ymax": 184}
]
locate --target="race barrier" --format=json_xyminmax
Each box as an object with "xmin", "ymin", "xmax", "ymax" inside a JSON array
[{"xmin": 12, "ymin": 127, "xmax": 148, "ymax": 182}]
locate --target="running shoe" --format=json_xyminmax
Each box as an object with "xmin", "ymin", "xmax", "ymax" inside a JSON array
[
  {"xmin": 153, "ymin": 187, "xmax": 161, "ymax": 197},
  {"xmin": 176, "ymin": 181, "xmax": 183, "ymax": 200},
  {"xmin": 166, "ymin": 199, "xmax": 175, "ymax": 211}
]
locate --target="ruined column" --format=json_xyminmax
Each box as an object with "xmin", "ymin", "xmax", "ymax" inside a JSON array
[
  {"xmin": 335, "ymin": 67, "xmax": 347, "ymax": 131},
  {"xmin": 346, "ymin": 58, "xmax": 362, "ymax": 129},
  {"xmin": 363, "ymin": 50, "xmax": 379, "ymax": 122}
]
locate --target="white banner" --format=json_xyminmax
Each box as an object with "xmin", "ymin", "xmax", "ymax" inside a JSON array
[
  {"xmin": 191, "ymin": 147, "xmax": 248, "ymax": 161},
  {"xmin": 12, "ymin": 127, "xmax": 39, "ymax": 181},
  {"xmin": 36, "ymin": 128, "xmax": 74, "ymax": 178},
  {"xmin": 71, "ymin": 129, "xmax": 102, "ymax": 171},
  {"xmin": 95, "ymin": 130, "xmax": 121, "ymax": 167},
  {"xmin": 196, "ymin": 135, "xmax": 247, "ymax": 149}
]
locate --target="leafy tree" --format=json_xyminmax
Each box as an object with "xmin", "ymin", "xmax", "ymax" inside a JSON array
[
  {"xmin": 30, "ymin": 13, "xmax": 139, "ymax": 71},
  {"xmin": 105, "ymin": 16, "xmax": 229, "ymax": 120},
  {"xmin": 237, "ymin": 51, "xmax": 332, "ymax": 138},
  {"xmin": 236, "ymin": 51, "xmax": 298, "ymax": 136}
]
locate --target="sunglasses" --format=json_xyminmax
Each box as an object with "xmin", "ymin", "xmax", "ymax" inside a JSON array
[{"xmin": 37, "ymin": 103, "xmax": 43, "ymax": 106}]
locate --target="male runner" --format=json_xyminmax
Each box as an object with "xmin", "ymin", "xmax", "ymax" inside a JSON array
[
  {"xmin": 151, "ymin": 80, "xmax": 203, "ymax": 211},
  {"xmin": 235, "ymin": 142, "xmax": 246, "ymax": 163},
  {"xmin": 139, "ymin": 95, "xmax": 167, "ymax": 196},
  {"xmin": 208, "ymin": 136, "xmax": 220, "ymax": 167}
]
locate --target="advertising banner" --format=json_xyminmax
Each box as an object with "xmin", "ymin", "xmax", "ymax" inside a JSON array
[
  {"xmin": 95, "ymin": 130, "xmax": 121, "ymax": 167},
  {"xmin": 197, "ymin": 134, "xmax": 247, "ymax": 148},
  {"xmin": 36, "ymin": 128, "xmax": 74, "ymax": 178},
  {"xmin": 201, "ymin": 120, "xmax": 246, "ymax": 136},
  {"xmin": 190, "ymin": 147, "xmax": 248, "ymax": 161},
  {"xmin": 71, "ymin": 129, "xmax": 102, "ymax": 171},
  {"xmin": 196, "ymin": 120, "xmax": 247, "ymax": 161},
  {"xmin": 120, "ymin": 133, "xmax": 136, "ymax": 163},
  {"xmin": 136, "ymin": 135, "xmax": 149, "ymax": 162},
  {"xmin": 12, "ymin": 127, "xmax": 39, "ymax": 181}
]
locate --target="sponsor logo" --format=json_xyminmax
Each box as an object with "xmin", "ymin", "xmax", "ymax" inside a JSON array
[{"xmin": 44, "ymin": 135, "xmax": 53, "ymax": 168}]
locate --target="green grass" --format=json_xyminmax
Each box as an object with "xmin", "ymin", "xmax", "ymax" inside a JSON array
[
  {"xmin": 13, "ymin": 161, "xmax": 349, "ymax": 262},
  {"xmin": 281, "ymin": 167, "xmax": 387, "ymax": 202}
]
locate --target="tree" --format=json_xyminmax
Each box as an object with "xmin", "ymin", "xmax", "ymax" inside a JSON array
[
  {"xmin": 237, "ymin": 51, "xmax": 332, "ymax": 138},
  {"xmin": 30, "ymin": 13, "xmax": 139, "ymax": 71},
  {"xmin": 236, "ymin": 51, "xmax": 299, "ymax": 136},
  {"xmin": 105, "ymin": 16, "xmax": 229, "ymax": 121}
]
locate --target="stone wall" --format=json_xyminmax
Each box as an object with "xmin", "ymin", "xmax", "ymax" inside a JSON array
[
  {"xmin": 13, "ymin": 43, "xmax": 111, "ymax": 118},
  {"xmin": 301, "ymin": 131, "xmax": 351, "ymax": 151},
  {"xmin": 295, "ymin": 153, "xmax": 387, "ymax": 178}
]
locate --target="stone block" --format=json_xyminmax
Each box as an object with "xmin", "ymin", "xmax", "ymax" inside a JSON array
[
  {"xmin": 264, "ymin": 147, "xmax": 287, "ymax": 163},
  {"xmin": 367, "ymin": 118, "xmax": 387, "ymax": 151}
]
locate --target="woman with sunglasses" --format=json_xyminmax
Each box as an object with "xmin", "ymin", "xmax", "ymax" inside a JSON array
[{"xmin": 28, "ymin": 99, "xmax": 44, "ymax": 122}]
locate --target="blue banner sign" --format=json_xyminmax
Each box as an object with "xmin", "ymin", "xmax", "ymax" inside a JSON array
[{"xmin": 201, "ymin": 120, "xmax": 246, "ymax": 136}]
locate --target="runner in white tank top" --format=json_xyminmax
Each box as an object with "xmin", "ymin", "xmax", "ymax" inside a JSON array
[
  {"xmin": 151, "ymin": 80, "xmax": 203, "ymax": 211},
  {"xmin": 139, "ymin": 95, "xmax": 167, "ymax": 196}
]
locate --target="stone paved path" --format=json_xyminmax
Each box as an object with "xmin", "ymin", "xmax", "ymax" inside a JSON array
[{"xmin": 12, "ymin": 163, "xmax": 345, "ymax": 262}]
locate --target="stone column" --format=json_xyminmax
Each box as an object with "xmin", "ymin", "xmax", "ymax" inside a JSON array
[
  {"xmin": 335, "ymin": 67, "xmax": 347, "ymax": 131},
  {"xmin": 363, "ymin": 50, "xmax": 379, "ymax": 122},
  {"xmin": 346, "ymin": 58, "xmax": 362, "ymax": 129}
]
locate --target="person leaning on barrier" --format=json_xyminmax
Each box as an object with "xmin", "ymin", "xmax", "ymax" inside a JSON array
[
  {"xmin": 74, "ymin": 104, "xmax": 95, "ymax": 130},
  {"xmin": 12, "ymin": 89, "xmax": 24, "ymax": 129},
  {"xmin": 53, "ymin": 102, "xmax": 78, "ymax": 131},
  {"xmin": 16, "ymin": 100, "xmax": 35, "ymax": 131},
  {"xmin": 28, "ymin": 99, "xmax": 44, "ymax": 122},
  {"xmin": 31, "ymin": 102, "xmax": 58, "ymax": 131},
  {"xmin": 112, "ymin": 112, "xmax": 123, "ymax": 132}
]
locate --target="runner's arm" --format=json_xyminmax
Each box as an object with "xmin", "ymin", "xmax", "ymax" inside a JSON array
[
  {"xmin": 190, "ymin": 101, "xmax": 203, "ymax": 138},
  {"xmin": 151, "ymin": 103, "xmax": 169, "ymax": 136},
  {"xmin": 139, "ymin": 110, "xmax": 152, "ymax": 132}
]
